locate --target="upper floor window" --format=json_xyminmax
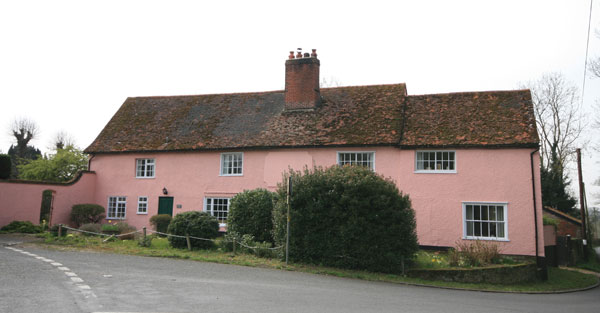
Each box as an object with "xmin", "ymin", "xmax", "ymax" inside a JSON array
[
  {"xmin": 136, "ymin": 159, "xmax": 155, "ymax": 178},
  {"xmin": 107, "ymin": 196, "xmax": 127, "ymax": 219},
  {"xmin": 415, "ymin": 151, "xmax": 455, "ymax": 173},
  {"xmin": 205, "ymin": 197, "xmax": 230, "ymax": 226},
  {"xmin": 220, "ymin": 152, "xmax": 243, "ymax": 176},
  {"xmin": 463, "ymin": 202, "xmax": 507, "ymax": 240},
  {"xmin": 337, "ymin": 152, "xmax": 375, "ymax": 170}
]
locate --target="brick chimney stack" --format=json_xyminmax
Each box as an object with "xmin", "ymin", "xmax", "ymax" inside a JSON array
[{"xmin": 285, "ymin": 48, "xmax": 320, "ymax": 111}]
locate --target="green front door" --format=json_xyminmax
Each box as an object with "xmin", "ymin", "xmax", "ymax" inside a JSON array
[{"xmin": 158, "ymin": 197, "xmax": 174, "ymax": 216}]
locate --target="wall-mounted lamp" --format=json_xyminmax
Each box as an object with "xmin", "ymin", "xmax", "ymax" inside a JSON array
[{"xmin": 162, "ymin": 187, "xmax": 168, "ymax": 195}]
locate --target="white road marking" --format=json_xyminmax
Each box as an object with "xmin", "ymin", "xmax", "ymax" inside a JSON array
[
  {"xmin": 51, "ymin": 262, "xmax": 63, "ymax": 266},
  {"xmin": 43, "ymin": 259, "xmax": 54, "ymax": 262},
  {"xmin": 71, "ymin": 277, "xmax": 84, "ymax": 283},
  {"xmin": 58, "ymin": 266, "xmax": 70, "ymax": 271},
  {"xmin": 65, "ymin": 272, "xmax": 78, "ymax": 277},
  {"xmin": 77, "ymin": 284, "xmax": 91, "ymax": 290}
]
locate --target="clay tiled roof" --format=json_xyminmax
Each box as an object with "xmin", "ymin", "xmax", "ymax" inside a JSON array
[
  {"xmin": 402, "ymin": 90, "xmax": 538, "ymax": 148},
  {"xmin": 85, "ymin": 85, "xmax": 539, "ymax": 154}
]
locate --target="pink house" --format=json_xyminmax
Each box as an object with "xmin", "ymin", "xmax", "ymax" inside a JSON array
[{"xmin": 1, "ymin": 49, "xmax": 543, "ymax": 258}]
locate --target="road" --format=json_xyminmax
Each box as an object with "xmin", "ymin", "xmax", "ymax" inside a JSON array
[{"xmin": 1, "ymin": 237, "xmax": 599, "ymax": 313}]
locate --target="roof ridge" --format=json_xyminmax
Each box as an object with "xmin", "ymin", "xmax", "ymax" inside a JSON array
[
  {"xmin": 408, "ymin": 89, "xmax": 530, "ymax": 97},
  {"xmin": 128, "ymin": 89, "xmax": 284, "ymax": 100}
]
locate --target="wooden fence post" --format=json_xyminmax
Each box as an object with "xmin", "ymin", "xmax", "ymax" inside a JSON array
[
  {"xmin": 58, "ymin": 224, "xmax": 62, "ymax": 237},
  {"xmin": 186, "ymin": 233, "xmax": 191, "ymax": 251},
  {"xmin": 232, "ymin": 237, "xmax": 236, "ymax": 256},
  {"xmin": 143, "ymin": 227, "xmax": 147, "ymax": 240}
]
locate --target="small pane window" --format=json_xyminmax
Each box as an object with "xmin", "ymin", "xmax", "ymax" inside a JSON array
[
  {"xmin": 136, "ymin": 159, "xmax": 155, "ymax": 178},
  {"xmin": 205, "ymin": 197, "xmax": 230, "ymax": 225},
  {"xmin": 137, "ymin": 196, "xmax": 148, "ymax": 214},
  {"xmin": 415, "ymin": 151, "xmax": 455, "ymax": 172},
  {"xmin": 463, "ymin": 202, "xmax": 507, "ymax": 240},
  {"xmin": 337, "ymin": 152, "xmax": 375, "ymax": 170},
  {"xmin": 220, "ymin": 153, "xmax": 243, "ymax": 176},
  {"xmin": 108, "ymin": 196, "xmax": 127, "ymax": 219}
]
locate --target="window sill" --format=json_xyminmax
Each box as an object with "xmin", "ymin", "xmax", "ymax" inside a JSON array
[
  {"xmin": 135, "ymin": 176, "xmax": 156, "ymax": 179},
  {"xmin": 219, "ymin": 174, "xmax": 243, "ymax": 177},
  {"xmin": 414, "ymin": 170, "xmax": 457, "ymax": 174},
  {"xmin": 106, "ymin": 217, "xmax": 126, "ymax": 220},
  {"xmin": 462, "ymin": 236, "xmax": 509, "ymax": 242},
  {"xmin": 136, "ymin": 212, "xmax": 148, "ymax": 215}
]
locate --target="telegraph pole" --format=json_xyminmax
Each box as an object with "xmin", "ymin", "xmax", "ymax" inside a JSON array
[{"xmin": 576, "ymin": 149, "xmax": 588, "ymax": 255}]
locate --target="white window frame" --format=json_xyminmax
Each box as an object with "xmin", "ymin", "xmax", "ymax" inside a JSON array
[
  {"xmin": 107, "ymin": 196, "xmax": 127, "ymax": 219},
  {"xmin": 136, "ymin": 158, "xmax": 155, "ymax": 178},
  {"xmin": 204, "ymin": 197, "xmax": 231, "ymax": 227},
  {"xmin": 137, "ymin": 196, "xmax": 148, "ymax": 215},
  {"xmin": 220, "ymin": 152, "xmax": 243, "ymax": 176},
  {"xmin": 462, "ymin": 202, "xmax": 508, "ymax": 241},
  {"xmin": 337, "ymin": 151, "xmax": 375, "ymax": 171},
  {"xmin": 415, "ymin": 150, "xmax": 456, "ymax": 173}
]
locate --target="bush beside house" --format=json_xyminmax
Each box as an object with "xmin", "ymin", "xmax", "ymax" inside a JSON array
[
  {"xmin": 228, "ymin": 189, "xmax": 275, "ymax": 243},
  {"xmin": 70, "ymin": 204, "xmax": 105, "ymax": 227},
  {"xmin": 273, "ymin": 166, "xmax": 419, "ymax": 273},
  {"xmin": 167, "ymin": 211, "xmax": 219, "ymax": 249}
]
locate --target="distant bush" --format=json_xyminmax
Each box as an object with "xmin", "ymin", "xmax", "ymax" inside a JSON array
[
  {"xmin": 0, "ymin": 154, "xmax": 11, "ymax": 179},
  {"xmin": 70, "ymin": 204, "xmax": 105, "ymax": 227},
  {"xmin": 79, "ymin": 223, "xmax": 102, "ymax": 236},
  {"xmin": 273, "ymin": 166, "xmax": 418, "ymax": 273},
  {"xmin": 167, "ymin": 211, "xmax": 219, "ymax": 250},
  {"xmin": 228, "ymin": 189, "xmax": 275, "ymax": 243},
  {"xmin": 1, "ymin": 221, "xmax": 41, "ymax": 233},
  {"xmin": 50, "ymin": 224, "xmax": 67, "ymax": 237},
  {"xmin": 150, "ymin": 214, "xmax": 172, "ymax": 234}
]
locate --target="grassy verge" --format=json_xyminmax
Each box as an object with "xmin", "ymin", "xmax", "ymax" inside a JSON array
[{"xmin": 28, "ymin": 233, "xmax": 599, "ymax": 293}]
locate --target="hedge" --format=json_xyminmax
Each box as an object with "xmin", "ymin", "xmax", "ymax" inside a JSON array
[
  {"xmin": 167, "ymin": 211, "xmax": 219, "ymax": 249},
  {"xmin": 70, "ymin": 204, "xmax": 106, "ymax": 227},
  {"xmin": 0, "ymin": 154, "xmax": 11, "ymax": 179},
  {"xmin": 273, "ymin": 166, "xmax": 418, "ymax": 273},
  {"xmin": 228, "ymin": 189, "xmax": 275, "ymax": 243}
]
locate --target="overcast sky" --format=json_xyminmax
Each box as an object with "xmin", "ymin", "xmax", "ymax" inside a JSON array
[{"xmin": 1, "ymin": 0, "xmax": 599, "ymax": 205}]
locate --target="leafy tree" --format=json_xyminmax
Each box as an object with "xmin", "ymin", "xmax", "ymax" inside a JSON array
[
  {"xmin": 0, "ymin": 154, "xmax": 11, "ymax": 179},
  {"xmin": 541, "ymin": 166, "xmax": 578, "ymax": 217},
  {"xmin": 17, "ymin": 146, "xmax": 88, "ymax": 182}
]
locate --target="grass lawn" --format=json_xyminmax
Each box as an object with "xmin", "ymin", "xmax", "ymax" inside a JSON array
[{"xmin": 30, "ymin": 233, "xmax": 599, "ymax": 293}]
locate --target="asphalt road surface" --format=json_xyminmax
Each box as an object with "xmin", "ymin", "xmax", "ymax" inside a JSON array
[{"xmin": 1, "ymin": 238, "xmax": 599, "ymax": 313}]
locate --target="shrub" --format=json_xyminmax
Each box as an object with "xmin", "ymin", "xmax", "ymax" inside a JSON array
[
  {"xmin": 101, "ymin": 223, "xmax": 119, "ymax": 233},
  {"xmin": 138, "ymin": 235, "xmax": 153, "ymax": 247},
  {"xmin": 0, "ymin": 154, "xmax": 11, "ymax": 179},
  {"xmin": 228, "ymin": 189, "xmax": 275, "ymax": 243},
  {"xmin": 150, "ymin": 214, "xmax": 172, "ymax": 234},
  {"xmin": 70, "ymin": 204, "xmax": 106, "ymax": 227},
  {"xmin": 115, "ymin": 222, "xmax": 137, "ymax": 240},
  {"xmin": 167, "ymin": 211, "xmax": 219, "ymax": 249},
  {"xmin": 273, "ymin": 166, "xmax": 418, "ymax": 273},
  {"xmin": 543, "ymin": 215, "xmax": 560, "ymax": 228},
  {"xmin": 449, "ymin": 240, "xmax": 502, "ymax": 267},
  {"xmin": 79, "ymin": 223, "xmax": 102, "ymax": 236},
  {"xmin": 1, "ymin": 221, "xmax": 41, "ymax": 233}
]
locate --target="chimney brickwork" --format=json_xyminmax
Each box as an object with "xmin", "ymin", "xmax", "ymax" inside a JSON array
[{"xmin": 285, "ymin": 49, "xmax": 320, "ymax": 111}]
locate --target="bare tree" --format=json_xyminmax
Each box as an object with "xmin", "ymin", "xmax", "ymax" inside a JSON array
[
  {"xmin": 524, "ymin": 72, "xmax": 586, "ymax": 173},
  {"xmin": 9, "ymin": 118, "xmax": 39, "ymax": 158},
  {"xmin": 51, "ymin": 131, "xmax": 76, "ymax": 150}
]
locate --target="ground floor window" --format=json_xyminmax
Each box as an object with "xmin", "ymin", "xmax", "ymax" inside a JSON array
[
  {"xmin": 463, "ymin": 202, "xmax": 507, "ymax": 240},
  {"xmin": 205, "ymin": 197, "xmax": 230, "ymax": 226},
  {"xmin": 137, "ymin": 196, "xmax": 148, "ymax": 214},
  {"xmin": 108, "ymin": 196, "xmax": 127, "ymax": 219}
]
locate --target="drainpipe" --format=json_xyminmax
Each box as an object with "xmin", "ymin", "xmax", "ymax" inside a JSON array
[
  {"xmin": 87, "ymin": 154, "xmax": 95, "ymax": 171},
  {"xmin": 530, "ymin": 148, "xmax": 546, "ymax": 280}
]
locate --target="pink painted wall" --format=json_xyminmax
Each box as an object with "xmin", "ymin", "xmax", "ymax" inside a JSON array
[
  {"xmin": 90, "ymin": 147, "xmax": 543, "ymax": 256},
  {"xmin": 0, "ymin": 172, "xmax": 96, "ymax": 227}
]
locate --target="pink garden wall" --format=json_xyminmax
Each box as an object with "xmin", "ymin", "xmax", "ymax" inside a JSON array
[
  {"xmin": 0, "ymin": 172, "xmax": 96, "ymax": 228},
  {"xmin": 89, "ymin": 147, "xmax": 543, "ymax": 256}
]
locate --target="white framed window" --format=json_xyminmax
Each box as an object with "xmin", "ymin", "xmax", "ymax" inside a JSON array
[
  {"xmin": 415, "ymin": 151, "xmax": 456, "ymax": 173},
  {"xmin": 204, "ymin": 197, "xmax": 230, "ymax": 226},
  {"xmin": 463, "ymin": 202, "xmax": 508, "ymax": 241},
  {"xmin": 107, "ymin": 196, "xmax": 127, "ymax": 219},
  {"xmin": 137, "ymin": 196, "xmax": 148, "ymax": 214},
  {"xmin": 337, "ymin": 152, "xmax": 375, "ymax": 170},
  {"xmin": 220, "ymin": 152, "xmax": 243, "ymax": 176},
  {"xmin": 136, "ymin": 158, "xmax": 155, "ymax": 178}
]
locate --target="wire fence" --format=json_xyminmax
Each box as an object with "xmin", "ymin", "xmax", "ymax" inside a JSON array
[{"xmin": 58, "ymin": 224, "xmax": 283, "ymax": 252}]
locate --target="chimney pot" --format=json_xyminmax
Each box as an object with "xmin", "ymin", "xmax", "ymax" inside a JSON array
[
  {"xmin": 303, "ymin": 52, "xmax": 310, "ymax": 58},
  {"xmin": 311, "ymin": 49, "xmax": 317, "ymax": 58},
  {"xmin": 296, "ymin": 51, "xmax": 302, "ymax": 58},
  {"xmin": 289, "ymin": 51, "xmax": 295, "ymax": 59}
]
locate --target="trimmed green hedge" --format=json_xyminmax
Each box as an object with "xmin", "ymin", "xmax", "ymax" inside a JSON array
[
  {"xmin": 150, "ymin": 214, "xmax": 172, "ymax": 234},
  {"xmin": 407, "ymin": 263, "xmax": 538, "ymax": 284},
  {"xmin": 228, "ymin": 189, "xmax": 275, "ymax": 243},
  {"xmin": 273, "ymin": 166, "xmax": 418, "ymax": 273},
  {"xmin": 167, "ymin": 211, "xmax": 219, "ymax": 249}
]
